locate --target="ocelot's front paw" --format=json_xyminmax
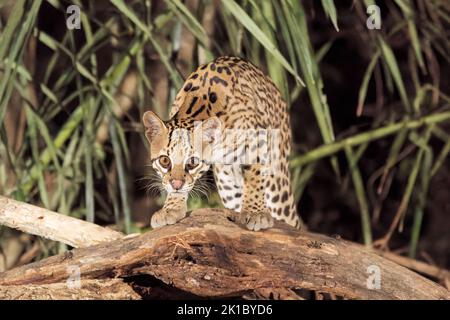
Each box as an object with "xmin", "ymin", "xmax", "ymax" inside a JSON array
[
  {"xmin": 150, "ymin": 207, "xmax": 186, "ymax": 229},
  {"xmin": 239, "ymin": 209, "xmax": 274, "ymax": 231}
]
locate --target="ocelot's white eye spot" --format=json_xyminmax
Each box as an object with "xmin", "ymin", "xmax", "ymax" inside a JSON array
[
  {"xmin": 158, "ymin": 155, "xmax": 171, "ymax": 169},
  {"xmin": 186, "ymin": 156, "xmax": 200, "ymax": 171}
]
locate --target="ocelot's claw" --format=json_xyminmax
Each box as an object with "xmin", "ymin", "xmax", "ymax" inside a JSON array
[
  {"xmin": 150, "ymin": 207, "xmax": 186, "ymax": 229},
  {"xmin": 239, "ymin": 210, "xmax": 274, "ymax": 231}
]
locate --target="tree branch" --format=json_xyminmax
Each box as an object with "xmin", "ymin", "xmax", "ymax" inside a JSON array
[{"xmin": 0, "ymin": 196, "xmax": 123, "ymax": 248}]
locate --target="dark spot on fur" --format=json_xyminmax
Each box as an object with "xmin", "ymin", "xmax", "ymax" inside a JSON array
[
  {"xmin": 184, "ymin": 83, "xmax": 192, "ymax": 91},
  {"xmin": 186, "ymin": 96, "xmax": 199, "ymax": 114},
  {"xmin": 191, "ymin": 104, "xmax": 206, "ymax": 118},
  {"xmin": 209, "ymin": 92, "xmax": 217, "ymax": 103},
  {"xmin": 210, "ymin": 76, "xmax": 228, "ymax": 87}
]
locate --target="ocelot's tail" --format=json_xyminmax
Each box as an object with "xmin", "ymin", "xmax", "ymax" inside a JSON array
[{"xmin": 292, "ymin": 209, "xmax": 307, "ymax": 231}]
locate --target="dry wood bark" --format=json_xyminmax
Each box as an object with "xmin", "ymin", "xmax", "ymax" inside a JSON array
[
  {"xmin": 378, "ymin": 250, "xmax": 450, "ymax": 287},
  {"xmin": 0, "ymin": 208, "xmax": 449, "ymax": 300},
  {"xmin": 0, "ymin": 196, "xmax": 123, "ymax": 248},
  {"xmin": 0, "ymin": 279, "xmax": 140, "ymax": 300}
]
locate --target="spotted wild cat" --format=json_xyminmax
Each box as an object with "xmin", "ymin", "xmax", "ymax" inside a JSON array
[{"xmin": 143, "ymin": 56, "xmax": 302, "ymax": 231}]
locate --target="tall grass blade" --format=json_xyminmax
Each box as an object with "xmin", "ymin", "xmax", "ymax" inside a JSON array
[
  {"xmin": 378, "ymin": 37, "xmax": 411, "ymax": 112},
  {"xmin": 320, "ymin": 0, "xmax": 339, "ymax": 31},
  {"xmin": 110, "ymin": 120, "xmax": 132, "ymax": 234},
  {"xmin": 221, "ymin": 0, "xmax": 304, "ymax": 86},
  {"xmin": 345, "ymin": 145, "xmax": 372, "ymax": 246}
]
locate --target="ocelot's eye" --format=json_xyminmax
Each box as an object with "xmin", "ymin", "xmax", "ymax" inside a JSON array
[
  {"xmin": 158, "ymin": 155, "xmax": 171, "ymax": 169},
  {"xmin": 186, "ymin": 156, "xmax": 200, "ymax": 171}
]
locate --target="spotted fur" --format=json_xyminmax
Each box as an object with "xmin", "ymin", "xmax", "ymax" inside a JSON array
[{"xmin": 143, "ymin": 56, "xmax": 303, "ymax": 231}]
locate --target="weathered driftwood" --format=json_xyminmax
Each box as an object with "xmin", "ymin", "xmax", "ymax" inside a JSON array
[
  {"xmin": 0, "ymin": 196, "xmax": 123, "ymax": 248},
  {"xmin": 0, "ymin": 208, "xmax": 448, "ymax": 300}
]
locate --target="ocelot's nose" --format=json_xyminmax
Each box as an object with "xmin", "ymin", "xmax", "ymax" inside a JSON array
[{"xmin": 170, "ymin": 179, "xmax": 185, "ymax": 190}]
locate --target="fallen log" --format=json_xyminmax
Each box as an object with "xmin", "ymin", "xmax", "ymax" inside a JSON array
[
  {"xmin": 0, "ymin": 208, "xmax": 448, "ymax": 300},
  {"xmin": 0, "ymin": 279, "xmax": 140, "ymax": 300}
]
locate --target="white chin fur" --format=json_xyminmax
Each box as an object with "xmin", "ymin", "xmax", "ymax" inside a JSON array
[{"xmin": 166, "ymin": 185, "xmax": 189, "ymax": 195}]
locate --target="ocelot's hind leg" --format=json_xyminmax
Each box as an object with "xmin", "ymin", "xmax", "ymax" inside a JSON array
[
  {"xmin": 213, "ymin": 164, "xmax": 243, "ymax": 212},
  {"xmin": 265, "ymin": 159, "xmax": 303, "ymax": 230},
  {"xmin": 238, "ymin": 164, "xmax": 274, "ymax": 231}
]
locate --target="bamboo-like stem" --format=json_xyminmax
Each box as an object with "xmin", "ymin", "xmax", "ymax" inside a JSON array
[{"xmin": 291, "ymin": 111, "xmax": 450, "ymax": 167}]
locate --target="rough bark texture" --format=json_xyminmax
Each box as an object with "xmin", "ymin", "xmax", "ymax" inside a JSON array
[
  {"xmin": 0, "ymin": 208, "xmax": 448, "ymax": 300},
  {"xmin": 0, "ymin": 196, "xmax": 123, "ymax": 248},
  {"xmin": 0, "ymin": 279, "xmax": 140, "ymax": 300}
]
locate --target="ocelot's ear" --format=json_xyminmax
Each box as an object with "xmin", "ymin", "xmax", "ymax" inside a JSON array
[
  {"xmin": 142, "ymin": 111, "xmax": 167, "ymax": 143},
  {"xmin": 201, "ymin": 116, "xmax": 221, "ymax": 144}
]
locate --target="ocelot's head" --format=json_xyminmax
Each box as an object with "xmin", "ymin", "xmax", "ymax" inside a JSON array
[{"xmin": 142, "ymin": 111, "xmax": 221, "ymax": 194}]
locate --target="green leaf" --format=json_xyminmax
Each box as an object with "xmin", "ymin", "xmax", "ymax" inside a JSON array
[
  {"xmin": 166, "ymin": 0, "xmax": 213, "ymax": 60},
  {"xmin": 357, "ymin": 51, "xmax": 380, "ymax": 116},
  {"xmin": 281, "ymin": 0, "xmax": 339, "ymax": 175},
  {"xmin": 110, "ymin": 120, "xmax": 131, "ymax": 234},
  {"xmin": 221, "ymin": 0, "xmax": 304, "ymax": 86},
  {"xmin": 393, "ymin": 0, "xmax": 425, "ymax": 70},
  {"xmin": 110, "ymin": 0, "xmax": 183, "ymax": 87},
  {"xmin": 0, "ymin": 0, "xmax": 26, "ymax": 59},
  {"xmin": 378, "ymin": 37, "xmax": 412, "ymax": 112},
  {"xmin": 408, "ymin": 133, "xmax": 432, "ymax": 257},
  {"xmin": 345, "ymin": 145, "xmax": 372, "ymax": 246},
  {"xmin": 321, "ymin": 0, "xmax": 339, "ymax": 31},
  {"xmin": 0, "ymin": 0, "xmax": 42, "ymax": 125}
]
